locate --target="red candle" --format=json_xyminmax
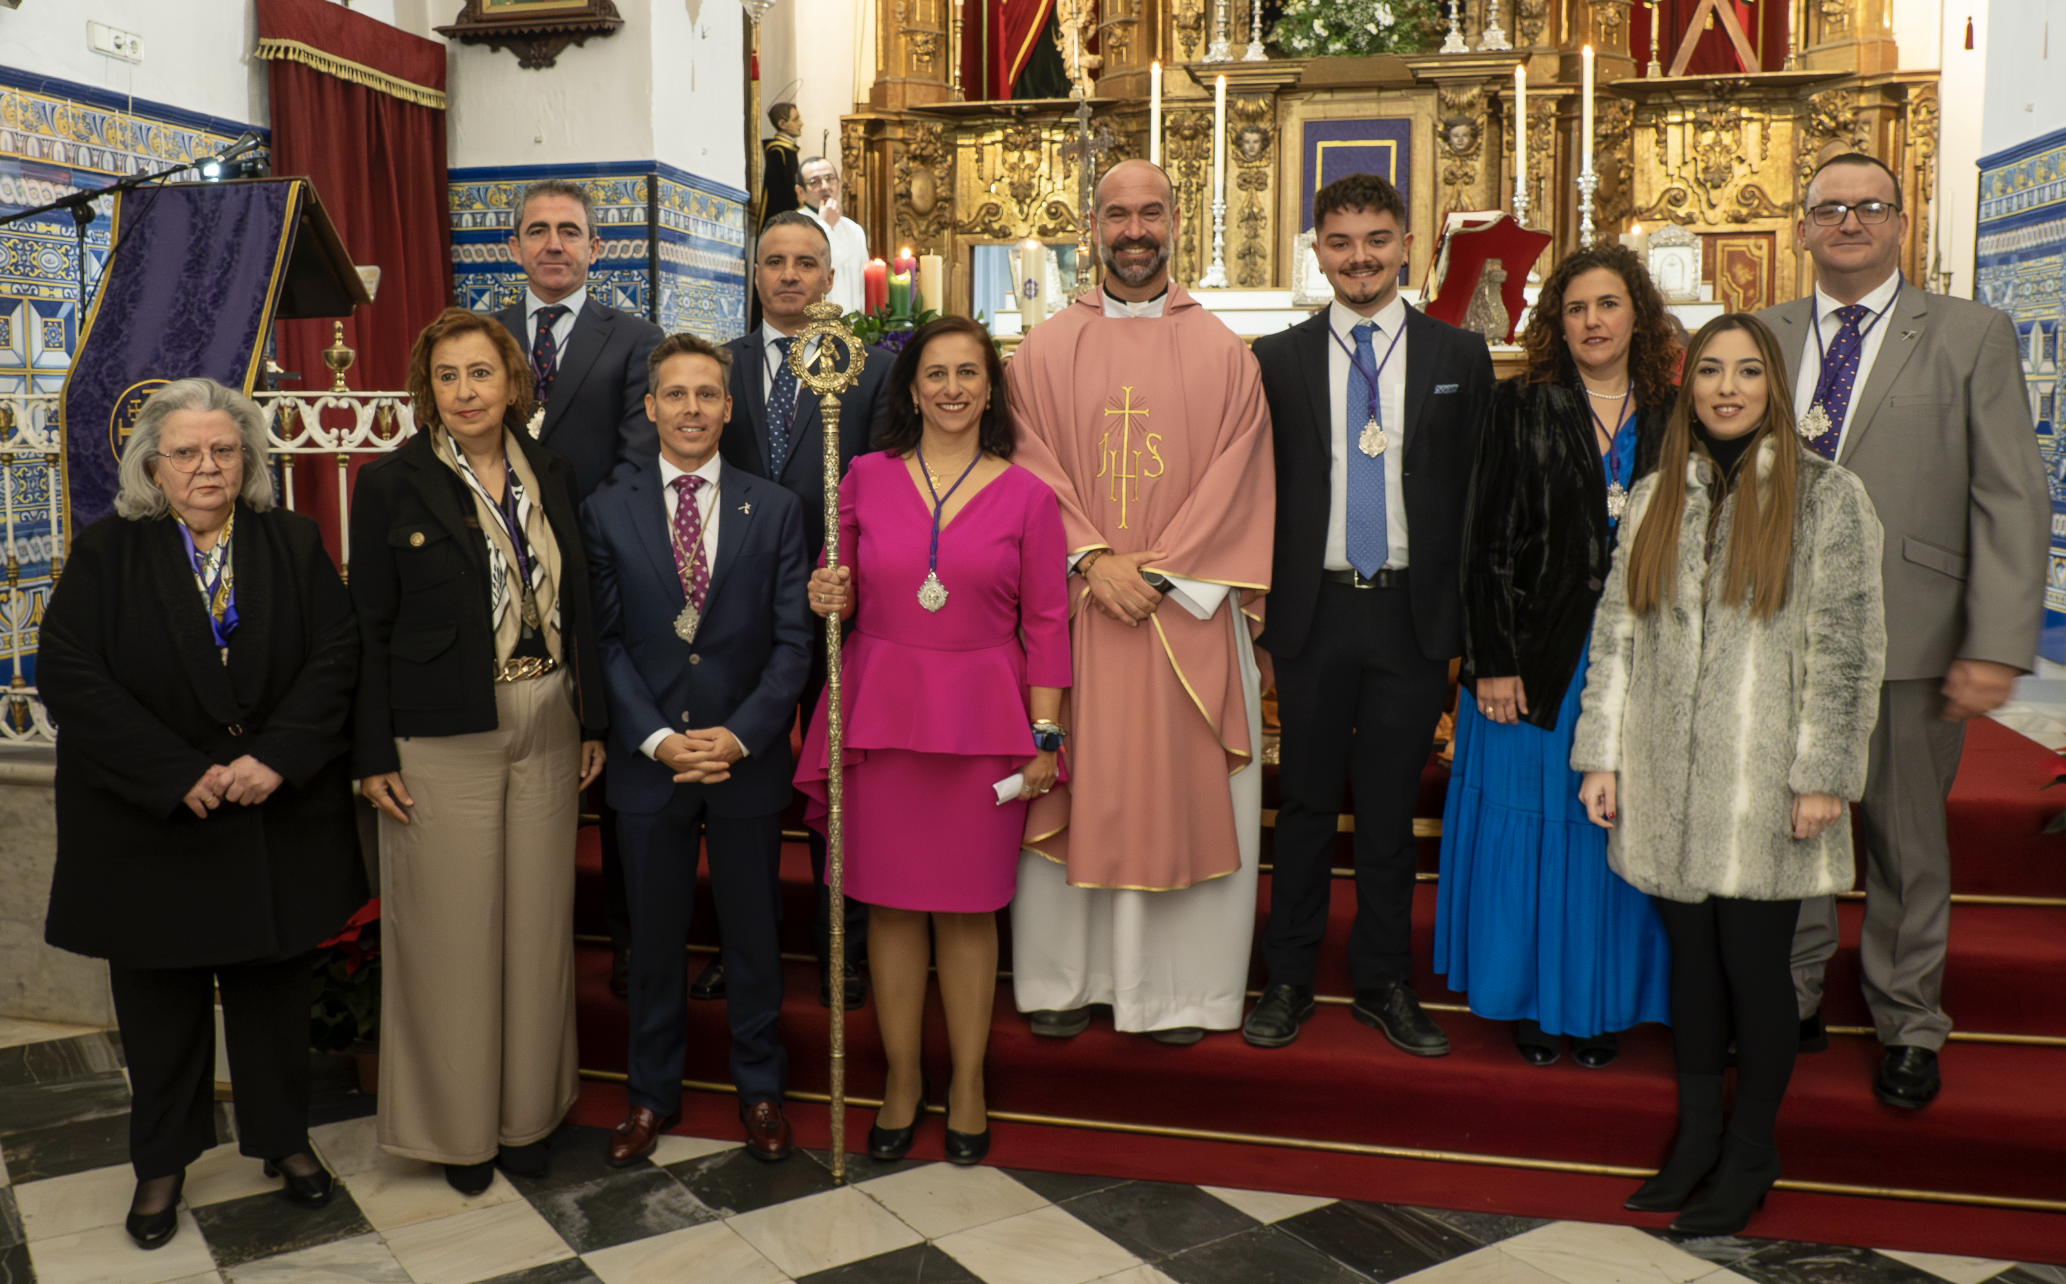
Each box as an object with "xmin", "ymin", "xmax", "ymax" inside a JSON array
[{"xmin": 863, "ymin": 259, "xmax": 888, "ymax": 315}]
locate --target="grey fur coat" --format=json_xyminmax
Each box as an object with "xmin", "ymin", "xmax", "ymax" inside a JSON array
[{"xmin": 1571, "ymin": 438, "xmax": 1886, "ymax": 903}]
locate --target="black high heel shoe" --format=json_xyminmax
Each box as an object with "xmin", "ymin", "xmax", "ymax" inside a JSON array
[
  {"xmin": 867, "ymin": 1074, "xmax": 932, "ymax": 1162},
  {"xmin": 1572, "ymin": 1033, "xmax": 1619, "ymax": 1069},
  {"xmin": 1669, "ymin": 1134, "xmax": 1780, "ymax": 1236},
  {"xmin": 1625, "ymin": 1074, "xmax": 1725, "ymax": 1213},
  {"xmin": 264, "ymin": 1154, "xmax": 336, "ymax": 1208},
  {"xmin": 1513, "ymin": 1020, "xmax": 1560, "ymax": 1067},
  {"xmin": 943, "ymin": 1125, "xmax": 991, "ymax": 1166},
  {"xmin": 125, "ymin": 1172, "xmax": 185, "ymax": 1250}
]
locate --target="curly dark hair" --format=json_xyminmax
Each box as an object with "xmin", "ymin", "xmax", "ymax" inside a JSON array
[
  {"xmin": 405, "ymin": 307, "xmax": 536, "ymax": 434},
  {"xmin": 876, "ymin": 316, "xmax": 1016, "ymax": 459},
  {"xmin": 1518, "ymin": 243, "xmax": 1680, "ymax": 409}
]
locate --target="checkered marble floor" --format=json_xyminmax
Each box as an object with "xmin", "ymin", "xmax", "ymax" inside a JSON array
[{"xmin": 3, "ymin": 1017, "xmax": 2061, "ymax": 1284}]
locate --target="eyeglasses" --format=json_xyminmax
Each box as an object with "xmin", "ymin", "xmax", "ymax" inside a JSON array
[
  {"xmin": 1806, "ymin": 200, "xmax": 1901, "ymax": 227},
  {"xmin": 156, "ymin": 444, "xmax": 245, "ymax": 472}
]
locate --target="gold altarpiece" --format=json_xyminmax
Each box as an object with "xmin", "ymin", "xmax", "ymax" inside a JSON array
[{"xmin": 839, "ymin": 0, "xmax": 1939, "ymax": 320}]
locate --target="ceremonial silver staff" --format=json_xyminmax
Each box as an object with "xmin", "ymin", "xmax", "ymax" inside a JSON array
[{"xmin": 787, "ymin": 299, "xmax": 868, "ymax": 1182}]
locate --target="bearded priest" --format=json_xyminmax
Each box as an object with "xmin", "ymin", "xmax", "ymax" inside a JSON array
[{"xmin": 1006, "ymin": 159, "xmax": 1275, "ymax": 1045}]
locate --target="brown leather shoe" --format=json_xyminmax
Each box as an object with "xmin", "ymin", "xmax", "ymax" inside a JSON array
[
  {"xmin": 741, "ymin": 1099, "xmax": 793, "ymax": 1163},
  {"xmin": 607, "ymin": 1106, "xmax": 679, "ymax": 1167}
]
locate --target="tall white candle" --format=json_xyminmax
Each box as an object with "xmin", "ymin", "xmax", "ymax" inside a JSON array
[
  {"xmin": 1513, "ymin": 62, "xmax": 1527, "ymax": 206},
  {"xmin": 1581, "ymin": 45, "xmax": 1595, "ymax": 175},
  {"xmin": 1150, "ymin": 61, "xmax": 1163, "ymax": 166},
  {"xmin": 1212, "ymin": 74, "xmax": 1227, "ymax": 204}
]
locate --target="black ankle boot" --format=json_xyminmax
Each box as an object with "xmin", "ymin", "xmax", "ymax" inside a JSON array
[
  {"xmin": 1670, "ymin": 1128, "xmax": 1781, "ymax": 1235},
  {"xmin": 1625, "ymin": 1074, "xmax": 1725, "ymax": 1212}
]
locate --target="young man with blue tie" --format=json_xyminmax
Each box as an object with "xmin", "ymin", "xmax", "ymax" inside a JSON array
[
  {"xmin": 582, "ymin": 333, "xmax": 813, "ymax": 1164},
  {"xmin": 1246, "ymin": 173, "xmax": 1493, "ymax": 1054}
]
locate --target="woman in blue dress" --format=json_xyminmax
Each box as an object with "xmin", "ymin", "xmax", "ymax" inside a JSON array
[{"xmin": 1436, "ymin": 244, "xmax": 1677, "ymax": 1066}]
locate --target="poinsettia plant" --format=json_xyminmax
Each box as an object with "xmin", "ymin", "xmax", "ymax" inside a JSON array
[
  {"xmin": 1270, "ymin": 0, "xmax": 1441, "ymax": 57},
  {"xmin": 310, "ymin": 897, "xmax": 382, "ymax": 1052}
]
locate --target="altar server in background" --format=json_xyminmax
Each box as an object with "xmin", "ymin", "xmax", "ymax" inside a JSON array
[
  {"xmin": 800, "ymin": 316, "xmax": 1071, "ymax": 1165},
  {"xmin": 1436, "ymin": 243, "xmax": 1675, "ymax": 1068},
  {"xmin": 1755, "ymin": 153, "xmax": 2047, "ymax": 1110},
  {"xmin": 718, "ymin": 210, "xmax": 893, "ymax": 1011},
  {"xmin": 800, "ymin": 156, "xmax": 870, "ymax": 317},
  {"xmin": 1006, "ymin": 159, "xmax": 1274, "ymax": 1046},
  {"xmin": 354, "ymin": 309, "xmax": 607, "ymax": 1195},
  {"xmin": 41, "ymin": 379, "xmax": 361, "ymax": 1249},
  {"xmin": 494, "ymin": 177, "xmax": 665, "ymax": 999},
  {"xmin": 1575, "ymin": 313, "xmax": 1885, "ymax": 1236},
  {"xmin": 1245, "ymin": 172, "xmax": 1492, "ymax": 1057},
  {"xmin": 583, "ymin": 333, "xmax": 812, "ymax": 1166}
]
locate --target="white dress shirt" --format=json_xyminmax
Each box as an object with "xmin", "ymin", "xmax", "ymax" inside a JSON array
[
  {"xmin": 809, "ymin": 207, "xmax": 870, "ymax": 315},
  {"xmin": 1323, "ymin": 295, "xmax": 1410, "ymax": 571},
  {"xmin": 639, "ymin": 452, "xmax": 728, "ymax": 761},
  {"xmin": 1792, "ymin": 270, "xmax": 1903, "ymax": 461},
  {"xmin": 525, "ymin": 285, "xmax": 586, "ymax": 362},
  {"xmin": 759, "ymin": 322, "xmax": 823, "ymax": 399}
]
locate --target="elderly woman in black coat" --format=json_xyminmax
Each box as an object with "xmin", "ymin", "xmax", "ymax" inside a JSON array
[{"xmin": 39, "ymin": 378, "xmax": 363, "ymax": 1251}]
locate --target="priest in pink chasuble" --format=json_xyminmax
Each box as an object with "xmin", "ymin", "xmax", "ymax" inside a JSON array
[{"xmin": 1006, "ymin": 159, "xmax": 1275, "ymax": 1043}]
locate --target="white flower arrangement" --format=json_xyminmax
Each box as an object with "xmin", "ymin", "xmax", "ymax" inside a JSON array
[{"xmin": 1271, "ymin": 0, "xmax": 1435, "ymax": 57}]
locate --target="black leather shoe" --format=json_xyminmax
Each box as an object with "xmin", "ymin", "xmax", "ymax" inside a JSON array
[
  {"xmin": 1243, "ymin": 984, "xmax": 1316, "ymax": 1048},
  {"xmin": 1514, "ymin": 1020, "xmax": 1560, "ymax": 1066},
  {"xmin": 1799, "ymin": 1011, "xmax": 1829, "ymax": 1053},
  {"xmin": 1028, "ymin": 1007, "xmax": 1093, "ymax": 1038},
  {"xmin": 609, "ymin": 948, "xmax": 631, "ymax": 1000},
  {"xmin": 497, "ymin": 1141, "xmax": 549, "ymax": 1179},
  {"xmin": 1573, "ymin": 1033, "xmax": 1619, "ymax": 1069},
  {"xmin": 1147, "ymin": 1026, "xmax": 1204, "ymax": 1045},
  {"xmin": 263, "ymin": 1155, "xmax": 335, "ymax": 1208},
  {"xmin": 125, "ymin": 1172, "xmax": 184, "ymax": 1250},
  {"xmin": 1874, "ymin": 1045, "xmax": 1941, "ymax": 1109},
  {"xmin": 868, "ymin": 1075, "xmax": 931, "ymax": 1162},
  {"xmin": 943, "ymin": 1126, "xmax": 991, "ymax": 1165},
  {"xmin": 819, "ymin": 969, "xmax": 867, "ymax": 1010},
  {"xmin": 445, "ymin": 1160, "xmax": 497, "ymax": 1195},
  {"xmin": 690, "ymin": 958, "xmax": 726, "ymax": 1001},
  {"xmin": 1352, "ymin": 983, "xmax": 1450, "ymax": 1056}
]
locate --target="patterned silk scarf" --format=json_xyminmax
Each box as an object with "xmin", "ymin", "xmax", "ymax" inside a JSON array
[
  {"xmin": 430, "ymin": 426, "xmax": 563, "ymax": 663},
  {"xmin": 175, "ymin": 505, "xmax": 238, "ymax": 659}
]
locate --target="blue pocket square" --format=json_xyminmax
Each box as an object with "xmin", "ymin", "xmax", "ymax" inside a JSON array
[{"xmin": 1433, "ymin": 383, "xmax": 1460, "ymax": 394}]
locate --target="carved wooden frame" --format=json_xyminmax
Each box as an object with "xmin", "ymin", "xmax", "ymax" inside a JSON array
[{"xmin": 435, "ymin": 0, "xmax": 624, "ymax": 70}]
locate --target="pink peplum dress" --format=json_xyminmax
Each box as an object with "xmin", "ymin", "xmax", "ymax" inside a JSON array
[{"xmin": 796, "ymin": 449, "xmax": 1072, "ymax": 913}]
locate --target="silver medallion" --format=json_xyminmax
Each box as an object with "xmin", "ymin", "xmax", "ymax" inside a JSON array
[
  {"xmin": 675, "ymin": 599, "xmax": 701, "ymax": 642},
  {"xmin": 519, "ymin": 589, "xmax": 542, "ymax": 631},
  {"xmin": 1605, "ymin": 480, "xmax": 1628, "ymax": 521},
  {"xmin": 1798, "ymin": 402, "xmax": 1832, "ymax": 441},
  {"xmin": 1358, "ymin": 418, "xmax": 1386, "ymax": 457},
  {"xmin": 917, "ymin": 571, "xmax": 949, "ymax": 613}
]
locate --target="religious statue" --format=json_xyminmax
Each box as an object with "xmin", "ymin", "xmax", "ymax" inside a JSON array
[
  {"xmin": 1054, "ymin": 0, "xmax": 1102, "ymax": 99},
  {"xmin": 754, "ymin": 100, "xmax": 804, "ymax": 235},
  {"xmin": 1462, "ymin": 258, "xmax": 1509, "ymax": 343}
]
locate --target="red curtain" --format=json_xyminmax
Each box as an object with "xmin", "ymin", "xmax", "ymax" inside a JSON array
[
  {"xmin": 1633, "ymin": 0, "xmax": 1788, "ymax": 75},
  {"xmin": 960, "ymin": 0, "xmax": 1057, "ymax": 101},
  {"xmin": 256, "ymin": 0, "xmax": 451, "ymax": 562}
]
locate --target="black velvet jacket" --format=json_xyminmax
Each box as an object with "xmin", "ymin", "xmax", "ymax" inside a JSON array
[{"xmin": 1460, "ymin": 378, "xmax": 1668, "ymax": 730}]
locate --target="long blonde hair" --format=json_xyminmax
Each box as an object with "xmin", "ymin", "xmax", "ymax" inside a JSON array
[{"xmin": 1624, "ymin": 314, "xmax": 1801, "ymax": 621}]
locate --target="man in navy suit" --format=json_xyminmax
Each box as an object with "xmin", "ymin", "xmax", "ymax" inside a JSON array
[
  {"xmin": 716, "ymin": 210, "xmax": 891, "ymax": 1010},
  {"xmin": 497, "ymin": 178, "xmax": 667, "ymax": 992},
  {"xmin": 583, "ymin": 333, "xmax": 812, "ymax": 1165}
]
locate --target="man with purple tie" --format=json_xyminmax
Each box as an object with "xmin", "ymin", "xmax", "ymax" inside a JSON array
[
  {"xmin": 581, "ymin": 333, "xmax": 813, "ymax": 1164},
  {"xmin": 1756, "ymin": 153, "xmax": 2048, "ymax": 1110}
]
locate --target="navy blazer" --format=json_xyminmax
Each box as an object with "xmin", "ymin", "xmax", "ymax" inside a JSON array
[
  {"xmin": 718, "ymin": 330, "xmax": 893, "ymax": 557},
  {"xmin": 497, "ymin": 296, "xmax": 666, "ymax": 502},
  {"xmin": 582, "ymin": 456, "xmax": 812, "ymax": 817}
]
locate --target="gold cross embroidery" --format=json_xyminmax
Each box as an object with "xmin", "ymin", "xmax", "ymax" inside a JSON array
[{"xmin": 1095, "ymin": 385, "xmax": 1164, "ymax": 529}]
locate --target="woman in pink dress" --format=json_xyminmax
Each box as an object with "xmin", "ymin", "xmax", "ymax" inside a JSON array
[{"xmin": 799, "ymin": 316, "xmax": 1070, "ymax": 1166}]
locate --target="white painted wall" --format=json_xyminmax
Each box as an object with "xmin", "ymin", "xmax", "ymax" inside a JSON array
[
  {"xmin": 651, "ymin": 0, "xmax": 747, "ymax": 189},
  {"xmin": 1980, "ymin": 0, "xmax": 2066, "ymax": 154},
  {"xmin": 1934, "ymin": 2, "xmax": 1990, "ymax": 297},
  {"xmin": 1892, "ymin": 0, "xmax": 1940, "ymax": 68},
  {"xmin": 761, "ymin": 0, "xmax": 859, "ymax": 169},
  {"xmin": 0, "ymin": 0, "xmax": 265, "ymax": 125}
]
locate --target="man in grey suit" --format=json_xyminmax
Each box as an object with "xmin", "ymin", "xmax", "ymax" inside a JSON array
[
  {"xmin": 495, "ymin": 178, "xmax": 666, "ymax": 504},
  {"xmin": 1757, "ymin": 152, "xmax": 2048, "ymax": 1110},
  {"xmin": 495, "ymin": 177, "xmax": 667, "ymax": 995}
]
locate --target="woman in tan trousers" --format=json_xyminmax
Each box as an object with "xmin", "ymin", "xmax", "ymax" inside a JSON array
[{"xmin": 351, "ymin": 309, "xmax": 607, "ymax": 1193}]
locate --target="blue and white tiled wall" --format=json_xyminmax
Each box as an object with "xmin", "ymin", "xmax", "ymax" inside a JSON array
[{"xmin": 448, "ymin": 160, "xmax": 749, "ymax": 342}]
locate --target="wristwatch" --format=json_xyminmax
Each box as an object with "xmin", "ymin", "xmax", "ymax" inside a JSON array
[{"xmin": 1030, "ymin": 720, "xmax": 1067, "ymax": 753}]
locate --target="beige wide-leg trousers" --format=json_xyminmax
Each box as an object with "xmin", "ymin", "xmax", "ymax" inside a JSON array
[{"xmin": 377, "ymin": 671, "xmax": 581, "ymax": 1165}]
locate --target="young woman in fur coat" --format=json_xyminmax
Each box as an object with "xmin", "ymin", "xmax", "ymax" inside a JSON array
[{"xmin": 1573, "ymin": 314, "xmax": 1886, "ymax": 1236}]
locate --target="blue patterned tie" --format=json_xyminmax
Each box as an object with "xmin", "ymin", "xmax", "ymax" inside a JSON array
[
  {"xmin": 1345, "ymin": 321, "xmax": 1389, "ymax": 578},
  {"xmin": 1806, "ymin": 303, "xmax": 1868, "ymax": 461},
  {"xmin": 768, "ymin": 335, "xmax": 799, "ymax": 472},
  {"xmin": 531, "ymin": 304, "xmax": 568, "ymax": 402}
]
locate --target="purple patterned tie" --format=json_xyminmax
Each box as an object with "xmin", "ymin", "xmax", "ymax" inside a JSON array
[
  {"xmin": 671, "ymin": 475, "xmax": 711, "ymax": 610},
  {"xmin": 531, "ymin": 304, "xmax": 569, "ymax": 402},
  {"xmin": 1805, "ymin": 303, "xmax": 1869, "ymax": 461}
]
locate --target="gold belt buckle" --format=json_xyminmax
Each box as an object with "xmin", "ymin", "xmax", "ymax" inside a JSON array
[{"xmin": 493, "ymin": 656, "xmax": 557, "ymax": 683}]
